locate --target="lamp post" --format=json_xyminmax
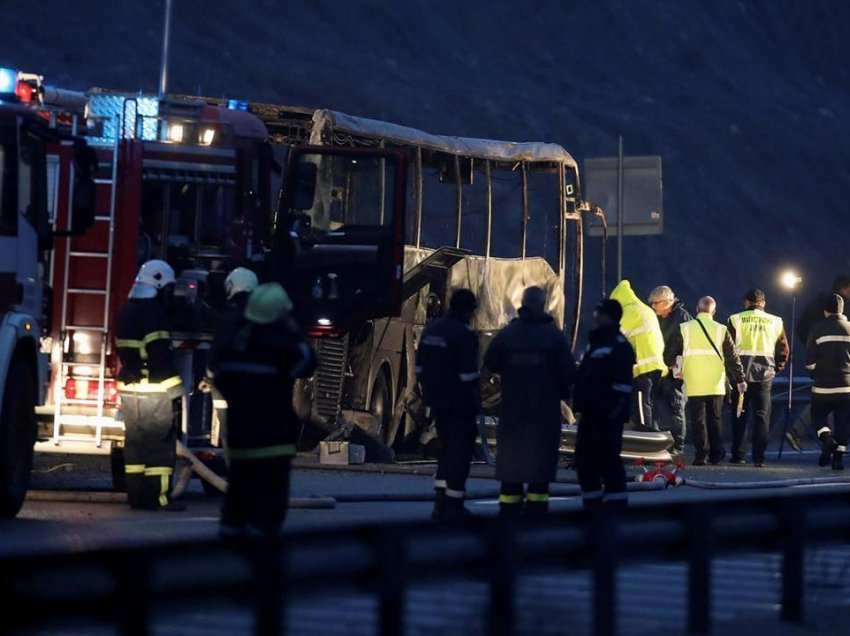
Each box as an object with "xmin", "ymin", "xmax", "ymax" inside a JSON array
[{"xmin": 777, "ymin": 270, "xmax": 802, "ymax": 458}]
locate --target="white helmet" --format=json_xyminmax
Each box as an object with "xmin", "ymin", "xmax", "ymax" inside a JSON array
[
  {"xmin": 224, "ymin": 267, "xmax": 258, "ymax": 300},
  {"xmin": 129, "ymin": 259, "xmax": 176, "ymax": 299}
]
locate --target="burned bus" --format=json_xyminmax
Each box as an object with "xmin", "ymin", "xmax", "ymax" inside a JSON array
[{"xmin": 268, "ymin": 110, "xmax": 587, "ymax": 455}]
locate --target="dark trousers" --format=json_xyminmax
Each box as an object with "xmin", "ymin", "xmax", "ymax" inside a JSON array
[
  {"xmin": 687, "ymin": 395, "xmax": 725, "ymax": 462},
  {"xmin": 499, "ymin": 481, "xmax": 550, "ymax": 516},
  {"xmin": 653, "ymin": 376, "xmax": 686, "ymax": 450},
  {"xmin": 811, "ymin": 395, "xmax": 850, "ymax": 447},
  {"xmin": 221, "ymin": 456, "xmax": 292, "ymax": 537},
  {"xmin": 731, "ymin": 381, "xmax": 773, "ymax": 463},
  {"xmin": 120, "ymin": 391, "xmax": 180, "ymax": 510},
  {"xmin": 433, "ymin": 406, "xmax": 477, "ymax": 494},
  {"xmin": 575, "ymin": 411, "xmax": 626, "ymax": 507},
  {"xmin": 629, "ymin": 370, "xmax": 662, "ymax": 430}
]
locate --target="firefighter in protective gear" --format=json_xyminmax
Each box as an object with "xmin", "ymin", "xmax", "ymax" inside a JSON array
[
  {"xmin": 483, "ymin": 286, "xmax": 575, "ymax": 517},
  {"xmin": 609, "ymin": 280, "xmax": 667, "ymax": 431},
  {"xmin": 727, "ymin": 288, "xmax": 789, "ymax": 466},
  {"xmin": 202, "ymin": 267, "xmax": 260, "ymax": 443},
  {"xmin": 415, "ymin": 288, "xmax": 480, "ymax": 521},
  {"xmin": 116, "ymin": 260, "xmax": 185, "ymax": 511},
  {"xmin": 573, "ymin": 299, "xmax": 635, "ymax": 510},
  {"xmin": 665, "ymin": 296, "xmax": 746, "ymax": 465},
  {"xmin": 212, "ymin": 283, "xmax": 316, "ymax": 539}
]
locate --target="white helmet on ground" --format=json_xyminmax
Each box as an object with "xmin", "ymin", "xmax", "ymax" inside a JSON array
[
  {"xmin": 224, "ymin": 267, "xmax": 259, "ymax": 300},
  {"xmin": 129, "ymin": 259, "xmax": 176, "ymax": 299}
]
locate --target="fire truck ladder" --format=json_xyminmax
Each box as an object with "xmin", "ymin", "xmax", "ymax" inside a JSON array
[{"xmin": 50, "ymin": 117, "xmax": 121, "ymax": 452}]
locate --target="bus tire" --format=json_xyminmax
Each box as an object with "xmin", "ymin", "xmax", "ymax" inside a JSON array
[
  {"xmin": 370, "ymin": 369, "xmax": 393, "ymax": 445},
  {"xmin": 0, "ymin": 358, "xmax": 37, "ymax": 518}
]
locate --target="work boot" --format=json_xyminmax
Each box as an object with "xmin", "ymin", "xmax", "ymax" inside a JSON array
[
  {"xmin": 160, "ymin": 500, "xmax": 187, "ymax": 512},
  {"xmin": 442, "ymin": 494, "xmax": 473, "ymax": 521},
  {"xmin": 833, "ymin": 450, "xmax": 845, "ymax": 471},
  {"xmin": 431, "ymin": 488, "xmax": 446, "ymax": 521},
  {"xmin": 819, "ymin": 431, "xmax": 837, "ymax": 467},
  {"xmin": 523, "ymin": 500, "xmax": 549, "ymax": 519}
]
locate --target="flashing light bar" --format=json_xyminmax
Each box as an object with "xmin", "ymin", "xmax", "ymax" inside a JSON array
[
  {"xmin": 227, "ymin": 99, "xmax": 249, "ymax": 111},
  {"xmin": 0, "ymin": 67, "xmax": 17, "ymax": 96}
]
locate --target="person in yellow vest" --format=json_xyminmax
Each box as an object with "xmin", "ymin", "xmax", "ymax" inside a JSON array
[
  {"xmin": 666, "ymin": 296, "xmax": 746, "ymax": 465},
  {"xmin": 609, "ymin": 280, "xmax": 668, "ymax": 431},
  {"xmin": 727, "ymin": 288, "xmax": 790, "ymax": 466}
]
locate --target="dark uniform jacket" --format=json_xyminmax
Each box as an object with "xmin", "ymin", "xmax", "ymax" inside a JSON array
[
  {"xmin": 805, "ymin": 315, "xmax": 850, "ymax": 397},
  {"xmin": 483, "ymin": 307, "xmax": 575, "ymax": 483},
  {"xmin": 415, "ymin": 313, "xmax": 480, "ymax": 412},
  {"xmin": 115, "ymin": 298, "xmax": 180, "ymax": 387},
  {"xmin": 573, "ymin": 324, "xmax": 635, "ymax": 423},
  {"xmin": 797, "ymin": 292, "xmax": 850, "ymax": 347},
  {"xmin": 212, "ymin": 318, "xmax": 316, "ymax": 454}
]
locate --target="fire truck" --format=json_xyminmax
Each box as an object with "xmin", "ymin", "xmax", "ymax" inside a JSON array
[{"xmin": 0, "ymin": 68, "xmax": 96, "ymax": 516}]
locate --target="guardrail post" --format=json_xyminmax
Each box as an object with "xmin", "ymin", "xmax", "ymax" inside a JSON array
[
  {"xmin": 780, "ymin": 498, "xmax": 805, "ymax": 623},
  {"xmin": 115, "ymin": 553, "xmax": 151, "ymax": 636},
  {"xmin": 687, "ymin": 505, "xmax": 712, "ymax": 634},
  {"xmin": 590, "ymin": 506, "xmax": 618, "ymax": 636},
  {"xmin": 253, "ymin": 539, "xmax": 286, "ymax": 635},
  {"xmin": 487, "ymin": 517, "xmax": 517, "ymax": 636},
  {"xmin": 376, "ymin": 528, "xmax": 405, "ymax": 636}
]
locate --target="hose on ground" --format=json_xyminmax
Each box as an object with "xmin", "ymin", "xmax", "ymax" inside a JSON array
[{"xmin": 682, "ymin": 475, "xmax": 850, "ymax": 490}]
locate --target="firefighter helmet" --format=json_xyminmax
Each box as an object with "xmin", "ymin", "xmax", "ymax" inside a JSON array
[
  {"xmin": 129, "ymin": 259, "xmax": 176, "ymax": 299},
  {"xmin": 244, "ymin": 283, "xmax": 294, "ymax": 325},
  {"xmin": 224, "ymin": 267, "xmax": 258, "ymax": 300}
]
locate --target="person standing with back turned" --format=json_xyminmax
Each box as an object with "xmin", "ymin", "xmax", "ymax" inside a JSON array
[
  {"xmin": 416, "ymin": 288, "xmax": 480, "ymax": 521},
  {"xmin": 483, "ymin": 286, "xmax": 575, "ymax": 517},
  {"xmin": 116, "ymin": 260, "xmax": 185, "ymax": 511},
  {"xmin": 727, "ymin": 288, "xmax": 789, "ymax": 467}
]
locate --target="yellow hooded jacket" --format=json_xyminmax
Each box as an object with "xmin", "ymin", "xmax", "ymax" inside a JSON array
[{"xmin": 609, "ymin": 280, "xmax": 668, "ymax": 379}]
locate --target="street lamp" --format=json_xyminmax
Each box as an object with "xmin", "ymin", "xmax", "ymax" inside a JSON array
[{"xmin": 777, "ymin": 270, "xmax": 802, "ymax": 458}]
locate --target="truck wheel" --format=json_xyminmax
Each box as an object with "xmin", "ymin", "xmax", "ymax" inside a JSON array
[
  {"xmin": 110, "ymin": 446, "xmax": 127, "ymax": 492},
  {"xmin": 0, "ymin": 359, "xmax": 37, "ymax": 518},
  {"xmin": 370, "ymin": 370, "xmax": 393, "ymax": 445}
]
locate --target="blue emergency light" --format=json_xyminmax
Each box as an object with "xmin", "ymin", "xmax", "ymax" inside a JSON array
[
  {"xmin": 227, "ymin": 99, "xmax": 249, "ymax": 112},
  {"xmin": 0, "ymin": 67, "xmax": 18, "ymax": 96}
]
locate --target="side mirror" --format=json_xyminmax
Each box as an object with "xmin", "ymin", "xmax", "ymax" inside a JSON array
[
  {"xmin": 70, "ymin": 139, "xmax": 98, "ymax": 235},
  {"xmin": 292, "ymin": 161, "xmax": 317, "ymax": 210}
]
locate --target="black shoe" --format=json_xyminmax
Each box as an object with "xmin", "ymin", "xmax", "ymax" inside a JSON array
[
  {"xmin": 729, "ymin": 456, "xmax": 746, "ymax": 465},
  {"xmin": 160, "ymin": 500, "xmax": 187, "ymax": 512},
  {"xmin": 785, "ymin": 430, "xmax": 803, "ymax": 453},
  {"xmin": 709, "ymin": 451, "xmax": 727, "ymax": 465},
  {"xmin": 819, "ymin": 433, "xmax": 838, "ymax": 467},
  {"xmin": 753, "ymin": 461, "xmax": 766, "ymax": 468},
  {"xmin": 692, "ymin": 456, "xmax": 707, "ymax": 467},
  {"xmin": 833, "ymin": 452, "xmax": 844, "ymax": 471}
]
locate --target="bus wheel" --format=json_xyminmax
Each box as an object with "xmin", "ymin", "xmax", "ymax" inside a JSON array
[
  {"xmin": 110, "ymin": 445, "xmax": 127, "ymax": 492},
  {"xmin": 0, "ymin": 358, "xmax": 37, "ymax": 518},
  {"xmin": 370, "ymin": 370, "xmax": 393, "ymax": 445}
]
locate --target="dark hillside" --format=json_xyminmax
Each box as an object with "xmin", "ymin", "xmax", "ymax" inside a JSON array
[{"xmin": 4, "ymin": 0, "xmax": 850, "ymax": 332}]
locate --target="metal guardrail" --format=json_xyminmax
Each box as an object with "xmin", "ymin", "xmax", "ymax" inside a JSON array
[{"xmin": 3, "ymin": 491, "xmax": 850, "ymax": 636}]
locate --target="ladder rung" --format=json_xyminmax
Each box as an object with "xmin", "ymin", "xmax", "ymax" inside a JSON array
[
  {"xmin": 65, "ymin": 325, "xmax": 108, "ymax": 332},
  {"xmin": 94, "ymin": 178, "xmax": 113, "ymax": 185},
  {"xmin": 69, "ymin": 251, "xmax": 109, "ymax": 258},
  {"xmin": 67, "ymin": 288, "xmax": 107, "ymax": 295},
  {"xmin": 94, "ymin": 215, "xmax": 113, "ymax": 222},
  {"xmin": 61, "ymin": 361, "xmax": 108, "ymax": 369},
  {"xmin": 61, "ymin": 398, "xmax": 107, "ymax": 405}
]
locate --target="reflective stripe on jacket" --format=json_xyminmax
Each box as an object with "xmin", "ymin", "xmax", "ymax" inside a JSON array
[
  {"xmin": 609, "ymin": 280, "xmax": 668, "ymax": 378},
  {"xmin": 727, "ymin": 308, "xmax": 784, "ymax": 383}
]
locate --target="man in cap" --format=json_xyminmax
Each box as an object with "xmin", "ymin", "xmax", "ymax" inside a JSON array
[
  {"xmin": 416, "ymin": 288, "xmax": 480, "ymax": 521},
  {"xmin": 483, "ymin": 286, "xmax": 575, "ymax": 517},
  {"xmin": 727, "ymin": 288, "xmax": 790, "ymax": 466},
  {"xmin": 116, "ymin": 260, "xmax": 185, "ymax": 511},
  {"xmin": 648, "ymin": 285, "xmax": 692, "ymax": 455},
  {"xmin": 212, "ymin": 282, "xmax": 316, "ymax": 539},
  {"xmin": 609, "ymin": 280, "xmax": 668, "ymax": 431},
  {"xmin": 805, "ymin": 293, "xmax": 850, "ymax": 470},
  {"xmin": 573, "ymin": 299, "xmax": 635, "ymax": 510},
  {"xmin": 666, "ymin": 297, "xmax": 746, "ymax": 465}
]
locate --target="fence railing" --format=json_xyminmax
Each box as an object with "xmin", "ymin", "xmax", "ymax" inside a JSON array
[{"xmin": 3, "ymin": 490, "xmax": 850, "ymax": 636}]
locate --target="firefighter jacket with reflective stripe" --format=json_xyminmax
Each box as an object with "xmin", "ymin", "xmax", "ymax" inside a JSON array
[
  {"xmin": 727, "ymin": 308, "xmax": 788, "ymax": 383},
  {"xmin": 115, "ymin": 298, "xmax": 181, "ymax": 391},
  {"xmin": 573, "ymin": 324, "xmax": 635, "ymax": 423},
  {"xmin": 678, "ymin": 313, "xmax": 744, "ymax": 397},
  {"xmin": 609, "ymin": 280, "xmax": 668, "ymax": 379},
  {"xmin": 211, "ymin": 317, "xmax": 317, "ymax": 453},
  {"xmin": 805, "ymin": 315, "xmax": 850, "ymax": 396},
  {"xmin": 415, "ymin": 312, "xmax": 480, "ymax": 411}
]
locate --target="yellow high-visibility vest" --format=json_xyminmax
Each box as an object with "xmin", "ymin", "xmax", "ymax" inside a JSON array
[
  {"xmin": 681, "ymin": 314, "xmax": 727, "ymax": 397},
  {"xmin": 610, "ymin": 280, "xmax": 668, "ymax": 378},
  {"xmin": 727, "ymin": 309, "xmax": 783, "ymax": 366}
]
